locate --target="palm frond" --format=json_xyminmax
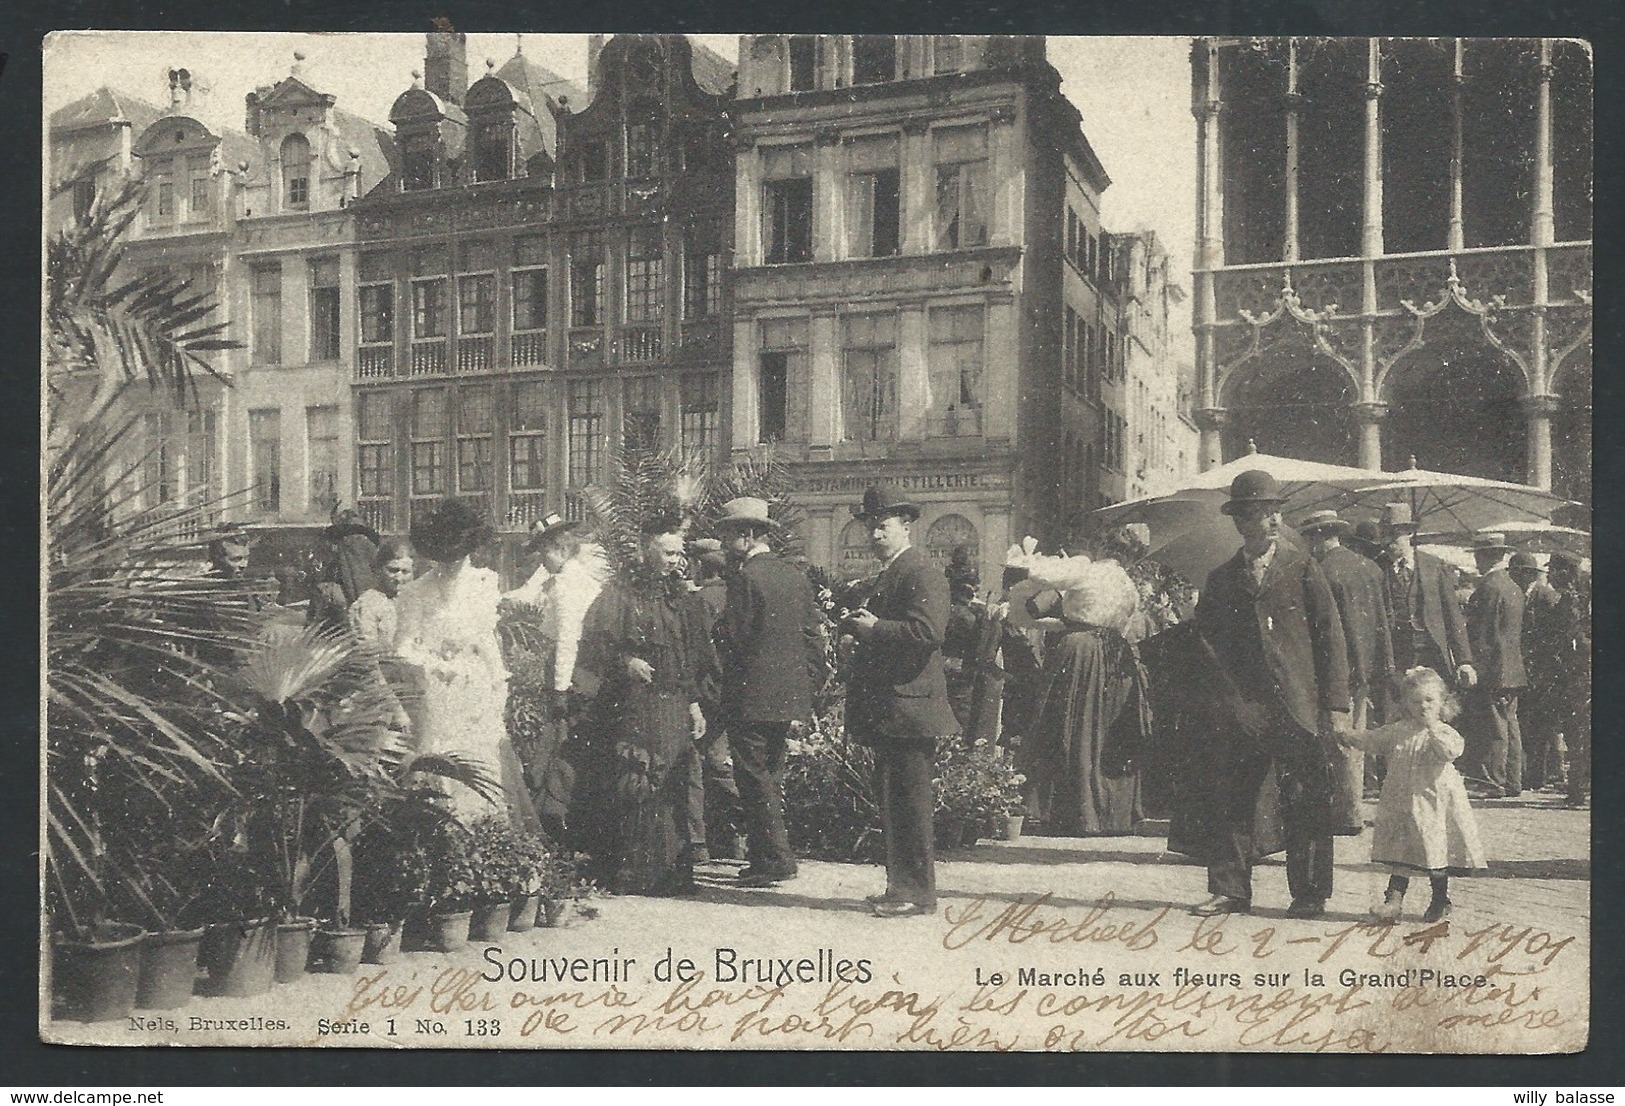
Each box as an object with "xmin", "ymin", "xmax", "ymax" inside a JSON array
[
  {"xmin": 236, "ymin": 624, "xmax": 353, "ymax": 705},
  {"xmin": 582, "ymin": 442, "xmax": 715, "ymax": 580}
]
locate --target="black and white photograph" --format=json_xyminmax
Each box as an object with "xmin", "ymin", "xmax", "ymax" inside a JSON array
[{"xmin": 40, "ymin": 31, "xmax": 1592, "ymax": 1053}]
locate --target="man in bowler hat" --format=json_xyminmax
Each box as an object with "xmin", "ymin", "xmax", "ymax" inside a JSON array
[
  {"xmin": 1191, "ymin": 471, "xmax": 1351, "ymax": 920},
  {"xmin": 712, "ymin": 498, "xmax": 824, "ymax": 887},
  {"xmin": 1379, "ymin": 502, "xmax": 1476, "ymax": 692},
  {"xmin": 842, "ymin": 485, "xmax": 960, "ymax": 917}
]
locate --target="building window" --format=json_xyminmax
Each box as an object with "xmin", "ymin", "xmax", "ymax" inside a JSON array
[
  {"xmin": 251, "ymin": 264, "xmax": 281, "ymax": 365},
  {"xmin": 567, "ymin": 379, "xmax": 608, "ymax": 487},
  {"xmin": 762, "ymin": 144, "xmax": 814, "ymax": 264},
  {"xmin": 683, "ymin": 227, "xmax": 722, "ymax": 320},
  {"xmin": 758, "ymin": 317, "xmax": 806, "ymax": 443},
  {"xmin": 248, "ymin": 407, "xmax": 281, "ymax": 513},
  {"xmin": 509, "ymin": 380, "xmax": 548, "ymax": 491},
  {"xmin": 410, "ymin": 388, "xmax": 447, "ymax": 496},
  {"xmin": 626, "ymin": 119, "xmax": 660, "ymax": 179},
  {"xmin": 281, "ymin": 134, "xmax": 311, "ymax": 210},
  {"xmin": 680, "ymin": 372, "xmax": 719, "ymax": 463},
  {"xmin": 356, "ymin": 392, "xmax": 395, "ymax": 500},
  {"xmin": 925, "ymin": 514, "xmax": 980, "ymax": 574},
  {"xmin": 185, "ymin": 408, "xmax": 215, "ymax": 499},
  {"xmin": 933, "ymin": 36, "xmax": 964, "ymax": 75},
  {"xmin": 852, "ymin": 35, "xmax": 896, "ymax": 85},
  {"xmin": 306, "ymin": 405, "xmax": 339, "ymax": 515},
  {"xmin": 680, "ymin": 125, "xmax": 722, "ymax": 174},
  {"xmin": 473, "ymin": 119, "xmax": 514, "ymax": 183},
  {"xmin": 458, "ymin": 273, "xmax": 496, "ymax": 334},
  {"xmin": 764, "ymin": 179, "xmax": 813, "ymax": 263},
  {"xmin": 934, "ymin": 126, "xmax": 988, "ymax": 250},
  {"xmin": 187, "ymin": 156, "xmax": 211, "ymax": 221},
  {"xmin": 400, "ymin": 131, "xmax": 436, "ymax": 191},
  {"xmin": 842, "ymin": 312, "xmax": 898, "ymax": 442},
  {"xmin": 577, "ymin": 138, "xmax": 610, "ymax": 183},
  {"xmin": 569, "ymin": 231, "xmax": 604, "ymax": 328},
  {"xmin": 757, "ymin": 352, "xmax": 789, "ymax": 444},
  {"xmin": 513, "ymin": 265, "xmax": 548, "ymax": 331},
  {"xmin": 623, "ymin": 377, "xmax": 662, "ymax": 453},
  {"xmin": 789, "ymin": 35, "xmax": 817, "ymax": 91},
  {"xmin": 139, "ymin": 412, "xmax": 174, "ymax": 509},
  {"xmin": 839, "ymin": 518, "xmax": 880, "ymax": 580},
  {"xmin": 1063, "ymin": 305, "xmax": 1077, "ymax": 392},
  {"xmin": 412, "ymin": 279, "xmax": 448, "ymax": 339},
  {"xmin": 154, "ymin": 172, "xmax": 174, "ymax": 222},
  {"xmin": 928, "ymin": 304, "xmax": 984, "ymax": 417},
  {"xmin": 72, "ymin": 178, "xmax": 96, "ymax": 223},
  {"xmin": 846, "ymin": 135, "xmax": 900, "ymax": 258},
  {"xmin": 456, "ymin": 385, "xmax": 494, "ymax": 492},
  {"xmin": 309, "ymin": 257, "xmax": 341, "ymax": 362},
  {"xmin": 359, "ymin": 284, "xmax": 393, "ymax": 344},
  {"xmin": 624, "ymin": 226, "xmax": 664, "ymax": 324}
]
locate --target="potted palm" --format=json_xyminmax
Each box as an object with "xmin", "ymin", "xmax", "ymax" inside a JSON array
[
  {"xmin": 404, "ymin": 818, "xmax": 479, "ymax": 952},
  {"xmin": 508, "ymin": 831, "xmax": 551, "ymax": 933}
]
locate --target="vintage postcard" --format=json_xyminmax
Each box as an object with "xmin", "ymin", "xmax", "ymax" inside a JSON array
[{"xmin": 42, "ymin": 32, "xmax": 1591, "ymax": 1053}]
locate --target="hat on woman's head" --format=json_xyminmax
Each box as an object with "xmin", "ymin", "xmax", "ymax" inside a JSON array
[
  {"xmin": 524, "ymin": 511, "xmax": 583, "ymax": 553},
  {"xmin": 410, "ymin": 498, "xmax": 494, "ymax": 563}
]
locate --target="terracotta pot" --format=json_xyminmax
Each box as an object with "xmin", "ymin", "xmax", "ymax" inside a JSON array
[
  {"xmin": 539, "ymin": 898, "xmax": 573, "ymax": 929},
  {"xmin": 52, "ymin": 923, "xmax": 145, "ymax": 1022},
  {"xmin": 427, "ymin": 910, "xmax": 472, "ymax": 952},
  {"xmin": 275, "ymin": 917, "xmax": 316, "ymax": 983},
  {"xmin": 361, "ymin": 921, "xmax": 402, "ymax": 965},
  {"xmin": 199, "ymin": 919, "xmax": 277, "ymax": 998},
  {"xmin": 136, "ymin": 927, "xmax": 205, "ymax": 1010},
  {"xmin": 508, "ymin": 895, "xmax": 540, "ymax": 933},
  {"xmin": 1002, "ymin": 814, "xmax": 1025, "ymax": 842},
  {"xmin": 311, "ymin": 927, "xmax": 367, "ymax": 975},
  {"xmin": 468, "ymin": 901, "xmax": 510, "ymax": 942}
]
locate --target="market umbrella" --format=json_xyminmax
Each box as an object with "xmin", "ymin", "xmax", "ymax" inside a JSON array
[
  {"xmin": 1093, "ymin": 452, "xmax": 1389, "ymax": 582},
  {"xmin": 1419, "ymin": 519, "xmax": 1591, "ymax": 557},
  {"xmin": 1333, "ymin": 464, "xmax": 1576, "ymax": 535}
]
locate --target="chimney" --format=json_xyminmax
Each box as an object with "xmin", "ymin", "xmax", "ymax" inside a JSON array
[
  {"xmin": 587, "ymin": 35, "xmax": 606, "ymax": 100},
  {"xmin": 425, "ymin": 30, "xmax": 468, "ymax": 105}
]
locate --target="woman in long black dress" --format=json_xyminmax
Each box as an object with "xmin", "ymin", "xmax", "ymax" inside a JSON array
[{"xmin": 1009, "ymin": 530, "xmax": 1150, "ymax": 835}]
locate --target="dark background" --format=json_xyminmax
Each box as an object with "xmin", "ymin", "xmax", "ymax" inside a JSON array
[{"xmin": 7, "ymin": 0, "xmax": 1621, "ymax": 1086}]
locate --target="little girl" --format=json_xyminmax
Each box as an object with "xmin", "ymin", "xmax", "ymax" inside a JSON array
[{"xmin": 1342, "ymin": 667, "xmax": 1488, "ymax": 922}]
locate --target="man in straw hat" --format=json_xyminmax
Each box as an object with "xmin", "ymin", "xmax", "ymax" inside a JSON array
[
  {"xmin": 1190, "ymin": 471, "xmax": 1352, "ymax": 920},
  {"xmin": 1301, "ymin": 508, "xmax": 1393, "ymax": 823},
  {"xmin": 710, "ymin": 498, "xmax": 823, "ymax": 887},
  {"xmin": 1461, "ymin": 532, "xmax": 1528, "ymax": 798},
  {"xmin": 842, "ymin": 485, "xmax": 959, "ymax": 917}
]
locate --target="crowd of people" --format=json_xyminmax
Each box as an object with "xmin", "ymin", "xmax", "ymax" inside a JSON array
[{"xmin": 202, "ymin": 474, "xmax": 1590, "ymax": 923}]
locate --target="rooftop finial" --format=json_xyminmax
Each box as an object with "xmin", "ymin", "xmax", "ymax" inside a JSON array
[
  {"xmin": 291, "ymin": 50, "xmax": 306, "ymax": 77},
  {"xmin": 514, "ymin": 33, "xmax": 523, "ymax": 56},
  {"xmin": 487, "ymin": 57, "xmax": 497, "ymax": 72},
  {"xmin": 1408, "ymin": 454, "xmax": 1419, "ymax": 469},
  {"xmin": 411, "ymin": 68, "xmax": 423, "ymax": 89},
  {"xmin": 1246, "ymin": 438, "xmax": 1259, "ymax": 455}
]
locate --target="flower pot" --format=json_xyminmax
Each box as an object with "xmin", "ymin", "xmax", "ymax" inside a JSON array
[
  {"xmin": 933, "ymin": 817, "xmax": 966, "ymax": 851},
  {"xmin": 136, "ymin": 927, "xmax": 205, "ymax": 1010},
  {"xmin": 539, "ymin": 897, "xmax": 574, "ymax": 929},
  {"xmin": 469, "ymin": 901, "xmax": 510, "ymax": 942},
  {"xmin": 310, "ymin": 927, "xmax": 368, "ymax": 975},
  {"xmin": 411, "ymin": 910, "xmax": 471, "ymax": 953},
  {"xmin": 275, "ymin": 917, "xmax": 316, "ymax": 983},
  {"xmin": 52, "ymin": 923, "xmax": 145, "ymax": 1022},
  {"xmin": 1002, "ymin": 814, "xmax": 1025, "ymax": 842},
  {"xmin": 361, "ymin": 921, "xmax": 402, "ymax": 965},
  {"xmin": 508, "ymin": 895, "xmax": 540, "ymax": 933},
  {"xmin": 199, "ymin": 919, "xmax": 277, "ymax": 998},
  {"xmin": 962, "ymin": 822, "xmax": 982, "ymax": 848}
]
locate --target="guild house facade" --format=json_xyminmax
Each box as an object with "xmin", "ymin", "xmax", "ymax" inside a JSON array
[
  {"xmin": 348, "ymin": 32, "xmax": 734, "ymax": 545},
  {"xmin": 730, "ymin": 34, "xmax": 1176, "ymax": 586},
  {"xmin": 1192, "ymin": 38, "xmax": 1591, "ymax": 515}
]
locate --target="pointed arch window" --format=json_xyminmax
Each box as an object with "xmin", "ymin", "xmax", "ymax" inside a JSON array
[{"xmin": 281, "ymin": 133, "xmax": 311, "ymax": 210}]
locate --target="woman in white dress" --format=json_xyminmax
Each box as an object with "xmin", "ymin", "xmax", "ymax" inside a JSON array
[{"xmin": 394, "ymin": 499, "xmax": 539, "ymax": 832}]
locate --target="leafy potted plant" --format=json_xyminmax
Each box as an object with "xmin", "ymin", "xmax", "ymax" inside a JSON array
[
  {"xmin": 537, "ymin": 851, "xmax": 586, "ymax": 929},
  {"xmin": 406, "ymin": 817, "xmax": 479, "ymax": 952},
  {"xmin": 508, "ymin": 830, "xmax": 551, "ymax": 933},
  {"xmin": 465, "ymin": 815, "xmax": 540, "ymax": 941}
]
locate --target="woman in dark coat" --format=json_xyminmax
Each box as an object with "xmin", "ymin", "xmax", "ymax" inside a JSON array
[{"xmin": 1010, "ymin": 530, "xmax": 1151, "ymax": 835}]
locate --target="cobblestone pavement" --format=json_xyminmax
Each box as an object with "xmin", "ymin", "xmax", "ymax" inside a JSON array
[{"xmin": 50, "ymin": 788, "xmax": 1589, "ymax": 1051}]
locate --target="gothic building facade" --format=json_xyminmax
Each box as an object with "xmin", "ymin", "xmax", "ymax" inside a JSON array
[
  {"xmin": 1192, "ymin": 38, "xmax": 1591, "ymax": 514},
  {"xmin": 348, "ymin": 33, "xmax": 734, "ymax": 548}
]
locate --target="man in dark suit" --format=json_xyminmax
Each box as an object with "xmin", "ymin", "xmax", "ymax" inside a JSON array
[
  {"xmin": 843, "ymin": 485, "xmax": 960, "ymax": 918},
  {"xmin": 1302, "ymin": 509, "xmax": 1393, "ymax": 818},
  {"xmin": 1379, "ymin": 501, "xmax": 1476, "ymax": 695},
  {"xmin": 713, "ymin": 497, "xmax": 824, "ymax": 888},
  {"xmin": 1547, "ymin": 553, "xmax": 1591, "ymax": 808},
  {"xmin": 1509, "ymin": 551, "xmax": 1561, "ymax": 791},
  {"xmin": 1463, "ymin": 533, "xmax": 1528, "ymax": 797},
  {"xmin": 1192, "ymin": 471, "xmax": 1352, "ymax": 920}
]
